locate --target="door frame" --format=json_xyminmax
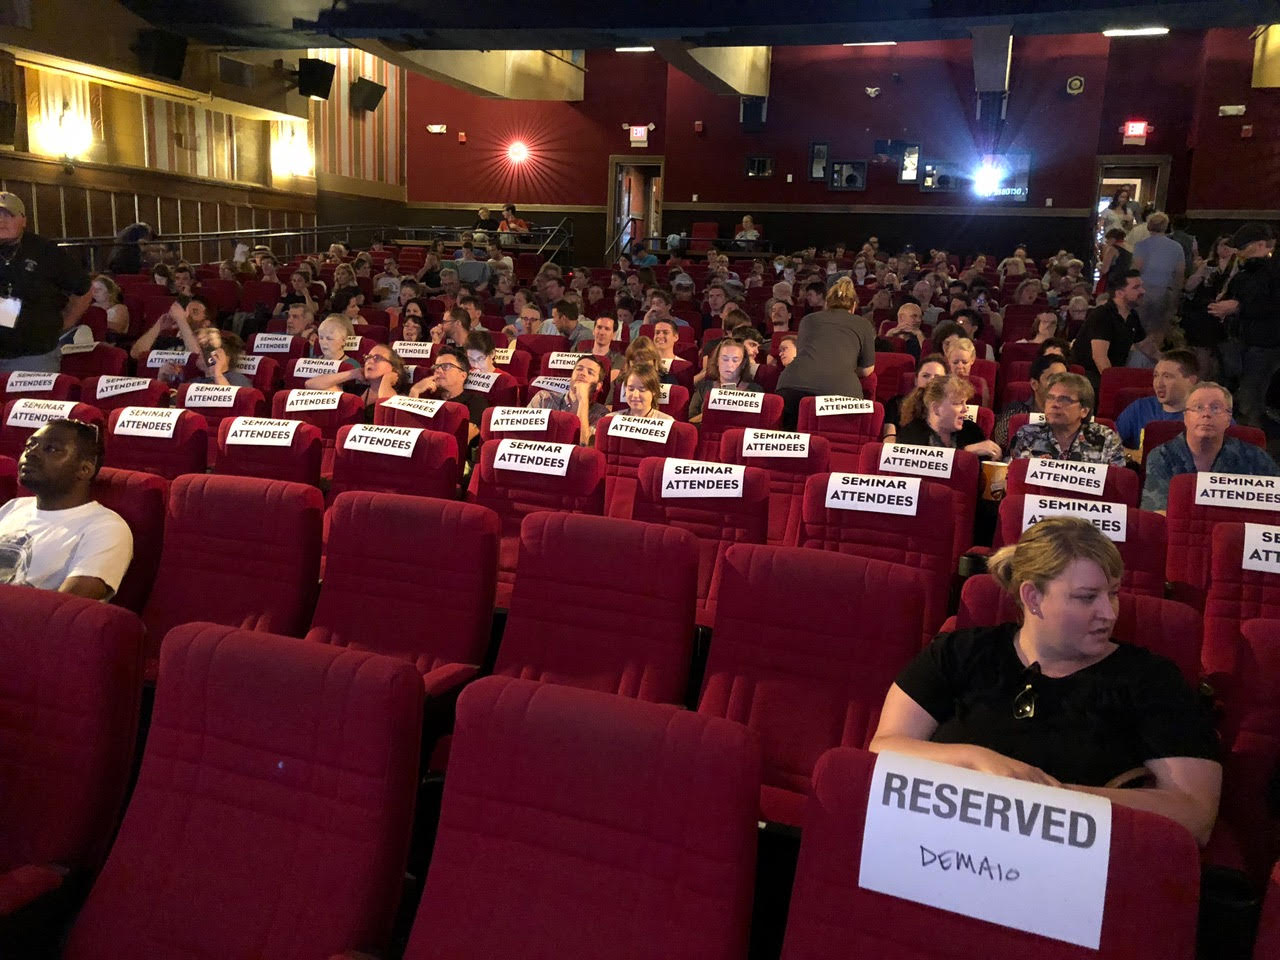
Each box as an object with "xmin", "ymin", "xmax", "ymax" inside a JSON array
[
  {"xmin": 606, "ymin": 153, "xmax": 664, "ymax": 255},
  {"xmin": 1093, "ymin": 154, "xmax": 1171, "ymax": 212}
]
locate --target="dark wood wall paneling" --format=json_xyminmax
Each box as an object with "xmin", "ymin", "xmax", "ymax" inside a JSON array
[{"xmin": 0, "ymin": 153, "xmax": 317, "ymax": 271}]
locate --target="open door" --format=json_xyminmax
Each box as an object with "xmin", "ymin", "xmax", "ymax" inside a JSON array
[{"xmin": 606, "ymin": 154, "xmax": 664, "ymax": 263}]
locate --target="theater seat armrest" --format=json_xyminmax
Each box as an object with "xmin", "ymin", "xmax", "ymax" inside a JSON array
[
  {"xmin": 421, "ymin": 662, "xmax": 481, "ymax": 699},
  {"xmin": 605, "ymin": 475, "xmax": 638, "ymax": 519},
  {"xmin": 0, "ymin": 864, "xmax": 65, "ymax": 916}
]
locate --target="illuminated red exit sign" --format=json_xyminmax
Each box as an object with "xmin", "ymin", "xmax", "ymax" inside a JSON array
[{"xmin": 1122, "ymin": 119, "xmax": 1151, "ymax": 145}]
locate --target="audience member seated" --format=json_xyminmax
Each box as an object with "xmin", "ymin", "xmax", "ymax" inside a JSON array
[
  {"xmin": 952, "ymin": 308, "xmax": 995, "ymax": 360},
  {"xmin": 868, "ymin": 517, "xmax": 1220, "ymax": 846},
  {"xmin": 895, "ymin": 374, "xmax": 1001, "ymax": 459},
  {"xmin": 464, "ymin": 329, "xmax": 497, "ymax": 373},
  {"xmin": 308, "ymin": 342, "xmax": 407, "ymax": 417},
  {"xmin": 305, "ymin": 315, "xmax": 361, "ymax": 384},
  {"xmin": 687, "ymin": 337, "xmax": 763, "ymax": 424},
  {"xmin": 408, "ymin": 345, "xmax": 488, "ymax": 446},
  {"xmin": 527, "ymin": 354, "xmax": 608, "ymax": 445},
  {"xmin": 776, "ymin": 276, "xmax": 876, "ymax": 429},
  {"xmin": 774, "ymin": 334, "xmax": 797, "ymax": 369},
  {"xmin": 1016, "ymin": 311, "xmax": 1062, "ymax": 345},
  {"xmin": 1009, "ymin": 371, "xmax": 1125, "ymax": 466},
  {"xmin": 534, "ymin": 298, "xmax": 591, "ymax": 347},
  {"xmin": 274, "ymin": 269, "xmax": 318, "ymax": 317},
  {"xmin": 575, "ymin": 314, "xmax": 624, "ymax": 379},
  {"xmin": 192, "ymin": 328, "xmax": 252, "ymax": 388},
  {"xmin": 1115, "ymin": 349, "xmax": 1201, "ymax": 451},
  {"xmin": 332, "ymin": 291, "xmax": 364, "ymax": 327},
  {"xmin": 283, "ymin": 300, "xmax": 317, "ymax": 346},
  {"xmin": 1070, "ymin": 270, "xmax": 1145, "ymax": 394},
  {"xmin": 993, "ymin": 353, "xmax": 1068, "ymax": 449},
  {"xmin": 619, "ymin": 363, "xmax": 674, "ymax": 421},
  {"xmin": 90, "ymin": 274, "xmax": 129, "ymax": 337},
  {"xmin": 430, "ymin": 306, "xmax": 473, "ymax": 348},
  {"xmin": 398, "ymin": 308, "xmax": 427, "ymax": 343},
  {"xmin": 0, "ymin": 419, "xmax": 132, "ymax": 601},
  {"xmin": 1141, "ymin": 381, "xmax": 1279, "ymax": 512},
  {"xmin": 883, "ymin": 353, "xmax": 947, "ymax": 442},
  {"xmin": 881, "ymin": 301, "xmax": 926, "ymax": 357}
]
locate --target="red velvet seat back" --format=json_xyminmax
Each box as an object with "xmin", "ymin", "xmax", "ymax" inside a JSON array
[
  {"xmin": 65, "ymin": 624, "xmax": 422, "ymax": 960},
  {"xmin": 137, "ymin": 348, "xmax": 201, "ymax": 382},
  {"xmin": 402, "ymin": 676, "xmax": 760, "ymax": 960},
  {"xmin": 496, "ymin": 512, "xmax": 698, "ymax": 702},
  {"xmin": 695, "ymin": 390, "xmax": 783, "ymax": 461},
  {"xmin": 328, "ymin": 422, "xmax": 458, "ymax": 501},
  {"xmin": 1098, "ymin": 365, "xmax": 1155, "ymax": 419},
  {"xmin": 514, "ymin": 333, "xmax": 568, "ymax": 359},
  {"xmin": 308, "ymin": 493, "xmax": 498, "ymax": 689},
  {"xmin": 175, "ymin": 383, "xmax": 267, "ymax": 431},
  {"xmin": 374, "ymin": 396, "xmax": 470, "ymax": 482},
  {"xmin": 0, "ymin": 588, "xmax": 144, "ymax": 913},
  {"xmin": 58, "ymin": 344, "xmax": 128, "ymax": 380},
  {"xmin": 0, "ymin": 371, "xmax": 79, "ymax": 404},
  {"xmin": 794, "ymin": 473, "xmax": 955, "ymax": 641},
  {"xmin": 0, "ymin": 399, "xmax": 105, "ymax": 460},
  {"xmin": 231, "ymin": 354, "xmax": 280, "ymax": 399},
  {"xmin": 81, "ymin": 376, "xmax": 170, "ymax": 415},
  {"xmin": 141, "ymin": 475, "xmax": 324, "ymax": 665},
  {"xmin": 720, "ymin": 427, "xmax": 830, "ymax": 546},
  {"xmin": 246, "ymin": 331, "xmax": 308, "ymax": 363},
  {"xmin": 871, "ymin": 353, "xmax": 914, "ymax": 405},
  {"xmin": 215, "ymin": 415, "xmax": 323, "ymax": 486},
  {"xmin": 479, "ymin": 405, "xmax": 580, "ymax": 443},
  {"xmin": 596, "ymin": 414, "xmax": 698, "ymax": 516},
  {"xmin": 632, "ymin": 456, "xmax": 770, "ymax": 627},
  {"xmin": 91, "ymin": 467, "xmax": 168, "ymax": 615},
  {"xmin": 1005, "ymin": 456, "xmax": 1140, "ymax": 507},
  {"xmin": 796, "ymin": 396, "xmax": 885, "ymax": 473},
  {"xmin": 104, "ymin": 407, "xmax": 208, "ymax": 480},
  {"xmin": 699, "ymin": 544, "xmax": 927, "ymax": 826},
  {"xmin": 858, "ymin": 441, "xmax": 980, "ymax": 561},
  {"xmin": 466, "ymin": 439, "xmax": 606, "ymax": 607},
  {"xmin": 1204, "ymin": 523, "xmax": 1280, "ymax": 682},
  {"xmin": 780, "ymin": 747, "xmax": 1201, "ymax": 960}
]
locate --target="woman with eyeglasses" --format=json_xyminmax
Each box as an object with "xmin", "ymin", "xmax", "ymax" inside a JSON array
[
  {"xmin": 303, "ymin": 342, "xmax": 408, "ymax": 418},
  {"xmin": 869, "ymin": 517, "xmax": 1221, "ymax": 845}
]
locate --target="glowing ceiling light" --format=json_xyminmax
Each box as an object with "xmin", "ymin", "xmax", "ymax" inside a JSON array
[
  {"xmin": 1102, "ymin": 26, "xmax": 1169, "ymax": 37},
  {"xmin": 972, "ymin": 161, "xmax": 1004, "ymax": 198},
  {"xmin": 506, "ymin": 141, "xmax": 530, "ymax": 163},
  {"xmin": 615, "ymin": 46, "xmax": 655, "ymax": 52},
  {"xmin": 843, "ymin": 41, "xmax": 897, "ymax": 47}
]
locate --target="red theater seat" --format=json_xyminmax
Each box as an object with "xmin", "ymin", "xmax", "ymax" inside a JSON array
[
  {"xmin": 871, "ymin": 352, "xmax": 914, "ymax": 404},
  {"xmin": 90, "ymin": 467, "xmax": 168, "ymax": 615},
  {"xmin": 595, "ymin": 413, "xmax": 698, "ymax": 516},
  {"xmin": 0, "ymin": 455, "xmax": 15, "ymax": 507},
  {"xmin": 400, "ymin": 676, "xmax": 759, "ymax": 960},
  {"xmin": 230, "ymin": 354, "xmax": 279, "ymax": 398},
  {"xmin": 858, "ymin": 441, "xmax": 981, "ymax": 562},
  {"xmin": 0, "ymin": 371, "xmax": 78, "ymax": 403},
  {"xmin": 0, "ymin": 399, "xmax": 105, "ymax": 460},
  {"xmin": 214, "ymin": 415, "xmax": 323, "ymax": 486},
  {"xmin": 479, "ymin": 405, "xmax": 580, "ymax": 443},
  {"xmin": 720, "ymin": 427, "xmax": 830, "ymax": 546},
  {"xmin": 699, "ymin": 544, "xmax": 927, "ymax": 826},
  {"xmin": 780, "ymin": 747, "xmax": 1201, "ymax": 960},
  {"xmin": 494, "ymin": 512, "xmax": 697, "ymax": 702},
  {"xmin": 695, "ymin": 390, "xmax": 783, "ymax": 461},
  {"xmin": 796, "ymin": 396, "xmax": 886, "ymax": 472},
  {"xmin": 1257, "ymin": 862, "xmax": 1280, "ymax": 958},
  {"xmin": 515, "ymin": 333, "xmax": 568, "ymax": 359},
  {"xmin": 104, "ymin": 407, "xmax": 208, "ymax": 480},
  {"xmin": 308, "ymin": 493, "xmax": 498, "ymax": 697},
  {"xmin": 793, "ymin": 473, "xmax": 955, "ymax": 642},
  {"xmin": 239, "ymin": 279, "xmax": 282, "ymax": 313},
  {"xmin": 80, "ymin": 376, "xmax": 169, "ymax": 415},
  {"xmin": 271, "ymin": 389, "xmax": 364, "ymax": 442},
  {"xmin": 246, "ymin": 331, "xmax": 309, "ymax": 363},
  {"xmin": 1004, "ymin": 455, "xmax": 1140, "ymax": 507},
  {"xmin": 0, "ymin": 589, "xmax": 144, "ymax": 919},
  {"xmin": 328, "ymin": 422, "xmax": 458, "ymax": 501},
  {"xmin": 140, "ymin": 475, "xmax": 324, "ymax": 674},
  {"xmin": 1098, "ymin": 366, "xmax": 1155, "ymax": 419},
  {"xmin": 466, "ymin": 439, "xmax": 605, "ymax": 607},
  {"xmin": 1203, "ymin": 523, "xmax": 1280, "ymax": 685},
  {"xmin": 374, "ymin": 396, "xmax": 470, "ymax": 482},
  {"xmin": 1141, "ymin": 421, "xmax": 1267, "ymax": 467},
  {"xmin": 136, "ymin": 348, "xmax": 201, "ymax": 382},
  {"xmin": 58, "ymin": 344, "xmax": 128, "ymax": 380},
  {"xmin": 174, "ymin": 383, "xmax": 266, "ymax": 433},
  {"xmin": 63, "ymin": 624, "xmax": 421, "ymax": 960}
]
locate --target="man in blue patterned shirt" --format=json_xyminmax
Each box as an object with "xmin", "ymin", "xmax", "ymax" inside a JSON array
[
  {"xmin": 1009, "ymin": 372, "xmax": 1126, "ymax": 467},
  {"xmin": 1141, "ymin": 382, "xmax": 1279, "ymax": 512}
]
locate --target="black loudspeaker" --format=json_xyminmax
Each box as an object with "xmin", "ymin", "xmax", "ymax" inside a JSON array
[
  {"xmin": 136, "ymin": 29, "xmax": 187, "ymax": 82},
  {"xmin": 740, "ymin": 96, "xmax": 767, "ymax": 132},
  {"xmin": 349, "ymin": 77, "xmax": 386, "ymax": 112},
  {"xmin": 0, "ymin": 102, "xmax": 16, "ymax": 146},
  {"xmin": 297, "ymin": 58, "xmax": 336, "ymax": 100}
]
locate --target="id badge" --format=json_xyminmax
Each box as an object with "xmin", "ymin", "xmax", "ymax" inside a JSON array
[{"xmin": 0, "ymin": 297, "xmax": 20, "ymax": 329}]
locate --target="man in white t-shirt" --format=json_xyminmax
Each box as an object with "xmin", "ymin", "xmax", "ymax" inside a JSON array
[{"xmin": 0, "ymin": 419, "xmax": 132, "ymax": 600}]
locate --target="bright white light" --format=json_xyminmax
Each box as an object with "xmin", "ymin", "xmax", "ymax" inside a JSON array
[
  {"xmin": 1102, "ymin": 26, "xmax": 1169, "ymax": 37},
  {"xmin": 615, "ymin": 46, "xmax": 655, "ymax": 52},
  {"xmin": 506, "ymin": 141, "xmax": 530, "ymax": 164},
  {"xmin": 30, "ymin": 107, "xmax": 94, "ymax": 160},
  {"xmin": 843, "ymin": 41, "xmax": 897, "ymax": 47},
  {"xmin": 972, "ymin": 161, "xmax": 1004, "ymax": 198},
  {"xmin": 270, "ymin": 124, "xmax": 313, "ymax": 178}
]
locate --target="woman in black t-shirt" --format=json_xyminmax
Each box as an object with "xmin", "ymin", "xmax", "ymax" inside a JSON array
[
  {"xmin": 869, "ymin": 517, "xmax": 1221, "ymax": 845},
  {"xmin": 895, "ymin": 374, "xmax": 1002, "ymax": 460}
]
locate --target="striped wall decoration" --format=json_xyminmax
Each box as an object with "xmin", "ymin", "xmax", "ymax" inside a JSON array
[
  {"xmin": 307, "ymin": 48, "xmax": 404, "ymax": 186},
  {"xmin": 141, "ymin": 96, "xmax": 237, "ymax": 181}
]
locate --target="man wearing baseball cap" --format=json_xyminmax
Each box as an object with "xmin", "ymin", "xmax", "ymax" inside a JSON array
[
  {"xmin": 0, "ymin": 192, "xmax": 92, "ymax": 373},
  {"xmin": 1209, "ymin": 221, "xmax": 1279, "ymax": 428}
]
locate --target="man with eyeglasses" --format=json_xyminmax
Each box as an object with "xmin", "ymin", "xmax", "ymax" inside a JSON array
[
  {"xmin": 409, "ymin": 345, "xmax": 487, "ymax": 445},
  {"xmin": 1141, "ymin": 382, "xmax": 1279, "ymax": 512},
  {"xmin": 0, "ymin": 419, "xmax": 131, "ymax": 600},
  {"xmin": 1008, "ymin": 371, "xmax": 1125, "ymax": 467}
]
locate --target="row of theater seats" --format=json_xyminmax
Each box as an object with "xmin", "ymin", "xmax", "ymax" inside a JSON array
[{"xmin": 5, "ymin": 544, "xmax": 1275, "ymax": 959}]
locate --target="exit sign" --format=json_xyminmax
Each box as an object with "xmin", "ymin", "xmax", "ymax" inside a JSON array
[
  {"xmin": 1122, "ymin": 119, "xmax": 1150, "ymax": 145},
  {"xmin": 629, "ymin": 125, "xmax": 648, "ymax": 147}
]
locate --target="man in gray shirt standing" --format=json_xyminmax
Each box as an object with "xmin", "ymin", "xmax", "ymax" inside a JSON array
[{"xmin": 1133, "ymin": 211, "xmax": 1186, "ymax": 337}]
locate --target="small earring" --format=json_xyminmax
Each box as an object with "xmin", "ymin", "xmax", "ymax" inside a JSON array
[{"xmin": 1029, "ymin": 607, "xmax": 1041, "ymax": 617}]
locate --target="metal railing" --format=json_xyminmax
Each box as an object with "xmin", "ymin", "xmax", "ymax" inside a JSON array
[
  {"xmin": 603, "ymin": 216, "xmax": 644, "ymax": 263},
  {"xmin": 536, "ymin": 217, "xmax": 574, "ymax": 262}
]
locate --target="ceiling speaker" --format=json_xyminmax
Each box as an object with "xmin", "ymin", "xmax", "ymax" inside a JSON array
[
  {"xmin": 297, "ymin": 58, "xmax": 336, "ymax": 100},
  {"xmin": 135, "ymin": 29, "xmax": 187, "ymax": 82},
  {"xmin": 349, "ymin": 77, "xmax": 386, "ymax": 112}
]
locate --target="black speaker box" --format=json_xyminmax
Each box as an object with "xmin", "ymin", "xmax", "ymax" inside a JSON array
[
  {"xmin": 136, "ymin": 29, "xmax": 187, "ymax": 82},
  {"xmin": 297, "ymin": 58, "xmax": 336, "ymax": 100},
  {"xmin": 349, "ymin": 77, "xmax": 386, "ymax": 112}
]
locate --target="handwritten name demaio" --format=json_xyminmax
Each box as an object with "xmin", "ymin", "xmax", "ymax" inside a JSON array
[{"xmin": 882, "ymin": 772, "xmax": 1099, "ymax": 848}]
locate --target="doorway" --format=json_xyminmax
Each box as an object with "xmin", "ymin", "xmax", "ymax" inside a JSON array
[
  {"xmin": 606, "ymin": 155, "xmax": 663, "ymax": 262},
  {"xmin": 1092, "ymin": 155, "xmax": 1171, "ymax": 256}
]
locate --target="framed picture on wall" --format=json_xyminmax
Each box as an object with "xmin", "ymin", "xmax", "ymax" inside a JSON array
[
  {"xmin": 808, "ymin": 142, "xmax": 829, "ymax": 181},
  {"xmin": 745, "ymin": 156, "xmax": 775, "ymax": 178},
  {"xmin": 828, "ymin": 160, "xmax": 867, "ymax": 192}
]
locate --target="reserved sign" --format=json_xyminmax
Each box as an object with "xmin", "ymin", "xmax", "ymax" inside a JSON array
[
  {"xmin": 284, "ymin": 389, "xmax": 342, "ymax": 412},
  {"xmin": 964, "ymin": 404, "xmax": 980, "ymax": 423},
  {"xmin": 660, "ymin": 458, "xmax": 745, "ymax": 497},
  {"xmin": 1242, "ymin": 523, "xmax": 1280, "ymax": 575},
  {"xmin": 183, "ymin": 383, "xmax": 239, "ymax": 408},
  {"xmin": 742, "ymin": 428, "xmax": 811, "ymax": 459},
  {"xmin": 392, "ymin": 340, "xmax": 435, "ymax": 360},
  {"xmin": 1195, "ymin": 472, "xmax": 1280, "ymax": 510},
  {"xmin": 815, "ymin": 395, "xmax": 875, "ymax": 417},
  {"xmin": 113, "ymin": 406, "xmax": 184, "ymax": 439},
  {"xmin": 707, "ymin": 388, "xmax": 764, "ymax": 414},
  {"xmin": 488, "ymin": 406, "xmax": 551, "ymax": 432},
  {"xmin": 825, "ymin": 473, "xmax": 921, "ymax": 515},
  {"xmin": 6, "ymin": 398, "xmax": 77, "ymax": 428},
  {"xmin": 658, "ymin": 383, "xmax": 672, "ymax": 404},
  {"xmin": 95, "ymin": 376, "xmax": 151, "ymax": 399},
  {"xmin": 146, "ymin": 349, "xmax": 192, "ymax": 369},
  {"xmin": 1024, "ymin": 458, "xmax": 1108, "ymax": 496},
  {"xmin": 381, "ymin": 395, "xmax": 445, "ymax": 418},
  {"xmin": 5, "ymin": 372, "xmax": 59, "ymax": 392},
  {"xmin": 491, "ymin": 345, "xmax": 516, "ymax": 365},
  {"xmin": 225, "ymin": 417, "xmax": 300, "ymax": 447},
  {"xmin": 343, "ymin": 335, "xmax": 364, "ymax": 352},
  {"xmin": 493, "ymin": 438, "xmax": 573, "ymax": 476},
  {"xmin": 234, "ymin": 354, "xmax": 263, "ymax": 375},
  {"xmin": 1028, "ymin": 412, "xmax": 1047, "ymax": 424},
  {"xmin": 343, "ymin": 423, "xmax": 422, "ymax": 458},
  {"xmin": 1021, "ymin": 494, "xmax": 1127, "ymax": 542},
  {"xmin": 606, "ymin": 415, "xmax": 674, "ymax": 443},
  {"xmin": 860, "ymin": 751, "xmax": 1111, "ymax": 949},
  {"xmin": 292, "ymin": 358, "xmax": 340, "ymax": 379},
  {"xmin": 251, "ymin": 333, "xmax": 295, "ymax": 353},
  {"xmin": 879, "ymin": 444, "xmax": 956, "ymax": 479}
]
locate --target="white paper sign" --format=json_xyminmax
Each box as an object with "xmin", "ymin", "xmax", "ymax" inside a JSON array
[
  {"xmin": 824, "ymin": 472, "xmax": 921, "ymax": 515},
  {"xmin": 658, "ymin": 383, "xmax": 672, "ymax": 404},
  {"xmin": 606, "ymin": 415, "xmax": 675, "ymax": 443},
  {"xmin": 1024, "ymin": 458, "xmax": 1109, "ymax": 496},
  {"xmin": 1021, "ymin": 494, "xmax": 1128, "ymax": 542},
  {"xmin": 545, "ymin": 351, "xmax": 579, "ymax": 371},
  {"xmin": 742, "ymin": 428, "xmax": 811, "ymax": 459},
  {"xmin": 493, "ymin": 438, "xmax": 573, "ymax": 476},
  {"xmin": 113, "ymin": 406, "xmax": 184, "ymax": 439},
  {"xmin": 707, "ymin": 388, "xmax": 765, "ymax": 414},
  {"xmin": 6, "ymin": 398, "xmax": 77, "ymax": 428},
  {"xmin": 1028, "ymin": 412, "xmax": 1047, "ymax": 424},
  {"xmin": 487, "ymin": 406, "xmax": 551, "ymax": 432},
  {"xmin": 860, "ymin": 751, "xmax": 1112, "ymax": 949},
  {"xmin": 660, "ymin": 458, "xmax": 745, "ymax": 498},
  {"xmin": 5, "ymin": 372, "xmax": 59, "ymax": 393},
  {"xmin": 183, "ymin": 383, "xmax": 239, "ymax": 408},
  {"xmin": 60, "ymin": 342, "xmax": 96, "ymax": 355},
  {"xmin": 95, "ymin": 376, "xmax": 152, "ymax": 399},
  {"xmin": 964, "ymin": 404, "xmax": 980, "ymax": 422},
  {"xmin": 1241, "ymin": 523, "xmax": 1280, "ymax": 574},
  {"xmin": 815, "ymin": 395, "xmax": 875, "ymax": 417},
  {"xmin": 146, "ymin": 349, "xmax": 192, "ymax": 369},
  {"xmin": 342, "ymin": 423, "xmax": 422, "ymax": 458},
  {"xmin": 1195, "ymin": 472, "xmax": 1280, "ymax": 511},
  {"xmin": 292, "ymin": 358, "xmax": 340, "ymax": 379},
  {"xmin": 284, "ymin": 389, "xmax": 342, "ymax": 412},
  {"xmin": 879, "ymin": 444, "xmax": 956, "ymax": 479},
  {"xmin": 392, "ymin": 340, "xmax": 435, "ymax": 360},
  {"xmin": 234, "ymin": 354, "xmax": 263, "ymax": 375},
  {"xmin": 343, "ymin": 335, "xmax": 364, "ymax": 352},
  {"xmin": 491, "ymin": 345, "xmax": 516, "ymax": 365},
  {"xmin": 225, "ymin": 417, "xmax": 301, "ymax": 447},
  {"xmin": 381, "ymin": 395, "xmax": 445, "ymax": 418},
  {"xmin": 465, "ymin": 371, "xmax": 500, "ymax": 393},
  {"xmin": 251, "ymin": 333, "xmax": 295, "ymax": 354},
  {"xmin": 530, "ymin": 376, "xmax": 571, "ymax": 394}
]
